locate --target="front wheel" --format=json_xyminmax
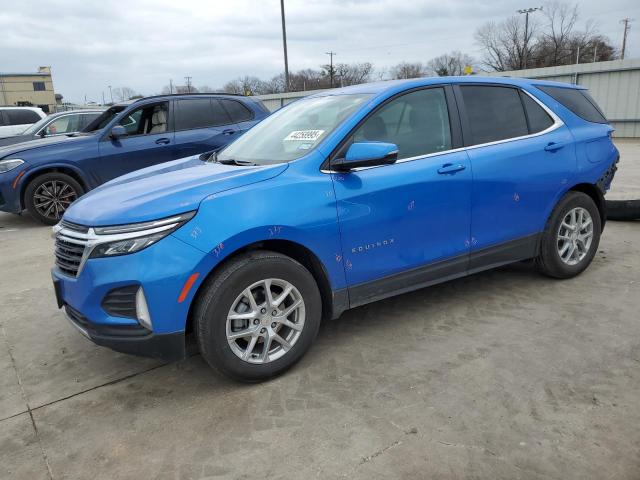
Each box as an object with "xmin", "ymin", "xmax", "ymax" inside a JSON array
[
  {"xmin": 24, "ymin": 172, "xmax": 84, "ymax": 225},
  {"xmin": 194, "ymin": 251, "xmax": 322, "ymax": 382},
  {"xmin": 536, "ymin": 191, "xmax": 602, "ymax": 279}
]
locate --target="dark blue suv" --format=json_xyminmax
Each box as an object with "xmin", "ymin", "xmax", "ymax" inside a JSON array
[
  {"xmin": 52, "ymin": 77, "xmax": 618, "ymax": 381},
  {"xmin": 0, "ymin": 94, "xmax": 269, "ymax": 224}
]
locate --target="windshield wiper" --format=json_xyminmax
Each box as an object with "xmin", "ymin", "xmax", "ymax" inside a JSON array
[{"xmin": 217, "ymin": 158, "xmax": 258, "ymax": 166}]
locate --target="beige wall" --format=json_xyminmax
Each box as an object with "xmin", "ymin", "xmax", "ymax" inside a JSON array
[{"xmin": 0, "ymin": 74, "xmax": 56, "ymax": 113}]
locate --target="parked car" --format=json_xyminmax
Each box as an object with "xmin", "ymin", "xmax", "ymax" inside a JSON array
[
  {"xmin": 52, "ymin": 77, "xmax": 618, "ymax": 381},
  {"xmin": 0, "ymin": 94, "xmax": 269, "ymax": 224},
  {"xmin": 0, "ymin": 107, "xmax": 47, "ymax": 139},
  {"xmin": 0, "ymin": 110, "xmax": 103, "ymax": 147}
]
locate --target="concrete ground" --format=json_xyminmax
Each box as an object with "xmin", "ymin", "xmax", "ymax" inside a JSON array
[{"xmin": 1, "ymin": 140, "xmax": 639, "ymax": 480}]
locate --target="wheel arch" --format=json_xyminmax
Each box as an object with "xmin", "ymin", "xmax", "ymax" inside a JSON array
[
  {"xmin": 20, "ymin": 164, "xmax": 89, "ymax": 209},
  {"xmin": 185, "ymin": 239, "xmax": 338, "ymax": 336},
  {"xmin": 568, "ymin": 182, "xmax": 606, "ymax": 229}
]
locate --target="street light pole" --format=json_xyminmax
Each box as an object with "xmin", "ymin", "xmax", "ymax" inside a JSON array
[
  {"xmin": 108, "ymin": 85, "xmax": 113, "ymax": 103},
  {"xmin": 517, "ymin": 7, "xmax": 542, "ymax": 69},
  {"xmin": 280, "ymin": 0, "xmax": 290, "ymax": 92}
]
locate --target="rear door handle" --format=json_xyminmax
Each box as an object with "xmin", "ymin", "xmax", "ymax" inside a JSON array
[
  {"xmin": 437, "ymin": 163, "xmax": 466, "ymax": 174},
  {"xmin": 222, "ymin": 128, "xmax": 236, "ymax": 136},
  {"xmin": 544, "ymin": 142, "xmax": 564, "ymax": 152},
  {"xmin": 155, "ymin": 137, "xmax": 171, "ymax": 145}
]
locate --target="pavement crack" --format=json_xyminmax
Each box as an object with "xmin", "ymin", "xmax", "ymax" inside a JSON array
[
  {"xmin": 1, "ymin": 324, "xmax": 54, "ymax": 480},
  {"xmin": 358, "ymin": 440, "xmax": 403, "ymax": 465}
]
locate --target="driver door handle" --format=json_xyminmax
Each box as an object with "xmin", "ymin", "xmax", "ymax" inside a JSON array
[
  {"xmin": 222, "ymin": 128, "xmax": 236, "ymax": 136},
  {"xmin": 155, "ymin": 137, "xmax": 171, "ymax": 145},
  {"xmin": 437, "ymin": 163, "xmax": 466, "ymax": 174}
]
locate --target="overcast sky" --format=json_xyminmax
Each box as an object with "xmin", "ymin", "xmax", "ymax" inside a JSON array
[{"xmin": 1, "ymin": 0, "xmax": 638, "ymax": 103}]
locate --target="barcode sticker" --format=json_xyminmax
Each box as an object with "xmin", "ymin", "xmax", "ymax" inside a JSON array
[{"xmin": 284, "ymin": 130, "xmax": 325, "ymax": 142}]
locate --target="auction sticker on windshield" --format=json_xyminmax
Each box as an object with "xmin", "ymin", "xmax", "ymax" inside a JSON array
[{"xmin": 284, "ymin": 130, "xmax": 325, "ymax": 142}]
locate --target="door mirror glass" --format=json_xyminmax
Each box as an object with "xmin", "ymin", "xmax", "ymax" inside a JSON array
[
  {"xmin": 110, "ymin": 125, "xmax": 127, "ymax": 139},
  {"xmin": 332, "ymin": 142, "xmax": 398, "ymax": 171}
]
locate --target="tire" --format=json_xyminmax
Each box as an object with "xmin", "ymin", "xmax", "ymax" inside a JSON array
[
  {"xmin": 606, "ymin": 199, "xmax": 640, "ymax": 221},
  {"xmin": 194, "ymin": 250, "xmax": 322, "ymax": 382},
  {"xmin": 24, "ymin": 172, "xmax": 84, "ymax": 225},
  {"xmin": 536, "ymin": 191, "xmax": 602, "ymax": 279}
]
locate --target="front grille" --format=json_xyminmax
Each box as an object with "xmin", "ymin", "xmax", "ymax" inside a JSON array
[
  {"xmin": 54, "ymin": 221, "xmax": 90, "ymax": 277},
  {"xmin": 102, "ymin": 286, "xmax": 138, "ymax": 319},
  {"xmin": 59, "ymin": 220, "xmax": 89, "ymax": 234}
]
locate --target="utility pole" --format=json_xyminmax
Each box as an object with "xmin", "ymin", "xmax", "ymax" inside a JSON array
[
  {"xmin": 169, "ymin": 79, "xmax": 173, "ymax": 94},
  {"xmin": 184, "ymin": 76, "xmax": 192, "ymax": 93},
  {"xmin": 280, "ymin": 0, "xmax": 290, "ymax": 92},
  {"xmin": 108, "ymin": 85, "xmax": 113, "ymax": 103},
  {"xmin": 325, "ymin": 51, "xmax": 336, "ymax": 88},
  {"xmin": 517, "ymin": 7, "xmax": 542, "ymax": 69},
  {"xmin": 620, "ymin": 18, "xmax": 632, "ymax": 60},
  {"xmin": 102, "ymin": 91, "xmax": 105, "ymax": 105}
]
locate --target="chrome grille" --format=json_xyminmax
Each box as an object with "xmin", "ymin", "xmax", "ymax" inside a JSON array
[{"xmin": 54, "ymin": 221, "xmax": 89, "ymax": 277}]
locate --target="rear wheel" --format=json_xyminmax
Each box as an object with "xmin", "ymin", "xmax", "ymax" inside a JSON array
[
  {"xmin": 195, "ymin": 251, "xmax": 321, "ymax": 382},
  {"xmin": 24, "ymin": 172, "xmax": 84, "ymax": 225},
  {"xmin": 536, "ymin": 191, "xmax": 601, "ymax": 279}
]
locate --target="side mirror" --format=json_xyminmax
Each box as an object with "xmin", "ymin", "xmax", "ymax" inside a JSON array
[
  {"xmin": 332, "ymin": 142, "xmax": 398, "ymax": 172},
  {"xmin": 38, "ymin": 129, "xmax": 47, "ymax": 138},
  {"xmin": 110, "ymin": 125, "xmax": 127, "ymax": 139}
]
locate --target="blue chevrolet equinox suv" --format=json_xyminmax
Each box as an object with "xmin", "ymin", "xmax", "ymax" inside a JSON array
[
  {"xmin": 51, "ymin": 77, "xmax": 618, "ymax": 381},
  {"xmin": 0, "ymin": 93, "xmax": 269, "ymax": 224}
]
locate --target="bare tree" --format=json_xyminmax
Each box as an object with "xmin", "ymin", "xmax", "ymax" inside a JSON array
[
  {"xmin": 112, "ymin": 86, "xmax": 139, "ymax": 101},
  {"xmin": 476, "ymin": 1, "xmax": 618, "ymax": 71},
  {"xmin": 389, "ymin": 62, "xmax": 428, "ymax": 79},
  {"xmin": 222, "ymin": 76, "xmax": 268, "ymax": 95},
  {"xmin": 428, "ymin": 52, "xmax": 475, "ymax": 76},
  {"xmin": 331, "ymin": 62, "xmax": 373, "ymax": 87},
  {"xmin": 197, "ymin": 85, "xmax": 217, "ymax": 93}
]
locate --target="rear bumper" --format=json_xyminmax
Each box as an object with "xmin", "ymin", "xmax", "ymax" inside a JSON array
[{"xmin": 63, "ymin": 303, "xmax": 186, "ymax": 361}]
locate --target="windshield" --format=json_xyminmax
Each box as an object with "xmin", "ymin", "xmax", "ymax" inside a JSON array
[
  {"xmin": 83, "ymin": 106, "xmax": 126, "ymax": 132},
  {"xmin": 217, "ymin": 94, "xmax": 371, "ymax": 165},
  {"xmin": 21, "ymin": 115, "xmax": 51, "ymax": 135}
]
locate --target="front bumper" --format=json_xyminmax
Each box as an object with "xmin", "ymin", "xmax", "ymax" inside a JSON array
[
  {"xmin": 52, "ymin": 233, "xmax": 217, "ymax": 361},
  {"xmin": 62, "ymin": 303, "xmax": 186, "ymax": 360},
  {"xmin": 0, "ymin": 168, "xmax": 25, "ymax": 213}
]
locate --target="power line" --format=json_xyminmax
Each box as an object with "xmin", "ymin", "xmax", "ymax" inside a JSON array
[
  {"xmin": 620, "ymin": 18, "xmax": 633, "ymax": 60},
  {"xmin": 325, "ymin": 51, "xmax": 336, "ymax": 88}
]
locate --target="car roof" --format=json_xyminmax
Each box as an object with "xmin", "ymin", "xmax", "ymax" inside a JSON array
[
  {"xmin": 50, "ymin": 110, "xmax": 104, "ymax": 116},
  {"xmin": 0, "ymin": 106, "xmax": 45, "ymax": 111},
  {"xmin": 308, "ymin": 76, "xmax": 586, "ymax": 98}
]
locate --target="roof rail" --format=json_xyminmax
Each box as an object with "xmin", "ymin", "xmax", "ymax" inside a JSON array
[{"xmin": 132, "ymin": 92, "xmax": 246, "ymax": 103}]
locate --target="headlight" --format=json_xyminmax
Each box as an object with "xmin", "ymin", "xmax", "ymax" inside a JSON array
[
  {"xmin": 0, "ymin": 159, "xmax": 24, "ymax": 173},
  {"xmin": 89, "ymin": 211, "xmax": 195, "ymax": 258}
]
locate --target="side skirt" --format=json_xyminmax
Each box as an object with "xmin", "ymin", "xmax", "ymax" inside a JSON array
[{"xmin": 346, "ymin": 233, "xmax": 540, "ymax": 310}]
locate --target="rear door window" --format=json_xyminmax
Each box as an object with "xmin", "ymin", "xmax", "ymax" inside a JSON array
[
  {"xmin": 175, "ymin": 99, "xmax": 232, "ymax": 130},
  {"xmin": 460, "ymin": 86, "xmax": 529, "ymax": 145},
  {"xmin": 220, "ymin": 99, "xmax": 254, "ymax": 123},
  {"xmin": 521, "ymin": 94, "xmax": 555, "ymax": 133},
  {"xmin": 536, "ymin": 85, "xmax": 607, "ymax": 124},
  {"xmin": 6, "ymin": 109, "xmax": 41, "ymax": 125}
]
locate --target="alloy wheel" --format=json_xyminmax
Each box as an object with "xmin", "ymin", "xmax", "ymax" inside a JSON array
[
  {"xmin": 226, "ymin": 278, "xmax": 305, "ymax": 364},
  {"xmin": 33, "ymin": 180, "xmax": 77, "ymax": 221},
  {"xmin": 557, "ymin": 207, "xmax": 594, "ymax": 266}
]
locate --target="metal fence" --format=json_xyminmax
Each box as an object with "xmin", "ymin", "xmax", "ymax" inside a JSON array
[{"xmin": 256, "ymin": 58, "xmax": 640, "ymax": 137}]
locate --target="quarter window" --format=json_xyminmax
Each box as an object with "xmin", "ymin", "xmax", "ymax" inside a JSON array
[
  {"xmin": 175, "ymin": 99, "xmax": 232, "ymax": 130},
  {"xmin": 537, "ymin": 85, "xmax": 607, "ymax": 124},
  {"xmin": 352, "ymin": 88, "xmax": 452, "ymax": 160},
  {"xmin": 522, "ymin": 94, "xmax": 554, "ymax": 133},
  {"xmin": 460, "ymin": 86, "xmax": 528, "ymax": 145},
  {"xmin": 220, "ymin": 99, "xmax": 253, "ymax": 123}
]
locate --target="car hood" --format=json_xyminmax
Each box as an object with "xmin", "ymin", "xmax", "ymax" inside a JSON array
[
  {"xmin": 63, "ymin": 156, "xmax": 288, "ymax": 226},
  {"xmin": 0, "ymin": 134, "xmax": 94, "ymax": 159}
]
